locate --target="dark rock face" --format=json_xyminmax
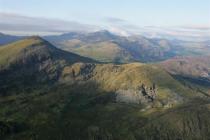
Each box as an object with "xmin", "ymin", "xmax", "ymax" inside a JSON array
[
  {"xmin": 115, "ymin": 83, "xmax": 158, "ymax": 104},
  {"xmin": 139, "ymin": 83, "xmax": 157, "ymax": 101}
]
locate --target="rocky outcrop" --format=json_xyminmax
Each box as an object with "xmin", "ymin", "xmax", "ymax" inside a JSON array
[{"xmin": 115, "ymin": 83, "xmax": 157, "ymax": 104}]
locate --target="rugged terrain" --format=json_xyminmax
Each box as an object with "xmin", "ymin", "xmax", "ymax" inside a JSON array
[{"xmin": 0, "ymin": 37, "xmax": 210, "ymax": 140}]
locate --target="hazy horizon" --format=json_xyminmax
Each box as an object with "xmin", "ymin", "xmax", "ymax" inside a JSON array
[{"xmin": 0, "ymin": 0, "xmax": 210, "ymax": 36}]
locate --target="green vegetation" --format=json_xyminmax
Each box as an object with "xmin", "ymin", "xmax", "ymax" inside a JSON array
[
  {"xmin": 60, "ymin": 41, "xmax": 134, "ymax": 63},
  {"xmin": 0, "ymin": 38, "xmax": 41, "ymax": 66},
  {"xmin": 1, "ymin": 84, "xmax": 210, "ymax": 140},
  {"xmin": 0, "ymin": 37, "xmax": 210, "ymax": 140}
]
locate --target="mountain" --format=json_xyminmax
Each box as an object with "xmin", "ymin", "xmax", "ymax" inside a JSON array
[
  {"xmin": 0, "ymin": 36, "xmax": 94, "ymax": 67},
  {"xmin": 44, "ymin": 31, "xmax": 134, "ymax": 63},
  {"xmin": 45, "ymin": 30, "xmax": 210, "ymax": 63},
  {"xmin": 58, "ymin": 40, "xmax": 135, "ymax": 63},
  {"xmin": 0, "ymin": 36, "xmax": 95, "ymax": 94},
  {"xmin": 160, "ymin": 56, "xmax": 210, "ymax": 95},
  {"xmin": 45, "ymin": 30, "xmax": 118, "ymax": 43},
  {"xmin": 0, "ymin": 36, "xmax": 210, "ymax": 140},
  {"xmin": 0, "ymin": 32, "xmax": 23, "ymax": 45},
  {"xmin": 1, "ymin": 31, "xmax": 208, "ymax": 63},
  {"xmin": 160, "ymin": 56, "xmax": 210, "ymax": 79},
  {"xmin": 44, "ymin": 31, "xmax": 178, "ymax": 63},
  {"xmin": 168, "ymin": 39, "xmax": 210, "ymax": 56}
]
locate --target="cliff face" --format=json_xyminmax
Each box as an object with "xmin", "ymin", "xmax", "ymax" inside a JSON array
[{"xmin": 115, "ymin": 84, "xmax": 157, "ymax": 104}]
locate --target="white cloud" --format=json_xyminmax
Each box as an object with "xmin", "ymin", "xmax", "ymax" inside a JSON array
[
  {"xmin": 0, "ymin": 13, "xmax": 209, "ymax": 41},
  {"xmin": 0, "ymin": 12, "xmax": 100, "ymax": 35}
]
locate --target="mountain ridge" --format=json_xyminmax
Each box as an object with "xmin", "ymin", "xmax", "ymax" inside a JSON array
[{"xmin": 0, "ymin": 36, "xmax": 96, "ymax": 94}]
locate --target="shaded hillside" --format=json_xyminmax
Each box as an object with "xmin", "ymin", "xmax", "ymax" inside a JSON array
[
  {"xmin": 136, "ymin": 99, "xmax": 210, "ymax": 140},
  {"xmin": 1, "ymin": 76, "xmax": 210, "ymax": 140},
  {"xmin": 0, "ymin": 37, "xmax": 95, "ymax": 94}
]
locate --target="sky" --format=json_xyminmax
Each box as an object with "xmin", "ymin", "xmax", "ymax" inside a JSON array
[
  {"xmin": 0, "ymin": 0, "xmax": 209, "ymax": 36},
  {"xmin": 0, "ymin": 0, "xmax": 210, "ymax": 27}
]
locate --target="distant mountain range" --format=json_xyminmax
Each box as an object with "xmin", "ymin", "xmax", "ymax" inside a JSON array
[
  {"xmin": 0, "ymin": 33, "xmax": 24, "ymax": 45},
  {"xmin": 44, "ymin": 30, "xmax": 210, "ymax": 63},
  {"xmin": 1, "ymin": 31, "xmax": 209, "ymax": 63}
]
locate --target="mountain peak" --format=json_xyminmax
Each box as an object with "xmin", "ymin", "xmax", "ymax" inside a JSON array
[
  {"xmin": 0, "ymin": 37, "xmax": 95, "ymax": 69},
  {"xmin": 91, "ymin": 30, "xmax": 113, "ymax": 36},
  {"xmin": 26, "ymin": 36, "xmax": 49, "ymax": 45},
  {"xmin": 28, "ymin": 35, "xmax": 43, "ymax": 40},
  {"xmin": 95, "ymin": 30, "xmax": 110, "ymax": 33}
]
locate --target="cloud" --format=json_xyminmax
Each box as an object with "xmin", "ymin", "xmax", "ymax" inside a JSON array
[
  {"xmin": 136, "ymin": 26, "xmax": 210, "ymax": 41},
  {"xmin": 103, "ymin": 17, "xmax": 142, "ymax": 35},
  {"xmin": 0, "ymin": 12, "xmax": 100, "ymax": 35},
  {"xmin": 178, "ymin": 25, "xmax": 210, "ymax": 31},
  {"xmin": 105, "ymin": 17, "xmax": 127, "ymax": 24},
  {"xmin": 0, "ymin": 13, "xmax": 209, "ymax": 41}
]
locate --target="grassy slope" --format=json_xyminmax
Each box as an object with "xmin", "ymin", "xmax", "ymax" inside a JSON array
[
  {"xmin": 0, "ymin": 38, "xmax": 41, "ymax": 67},
  {"xmin": 0, "ymin": 37, "xmax": 95, "ymax": 68},
  {"xmin": 59, "ymin": 40, "xmax": 134, "ymax": 63},
  {"xmin": 61, "ymin": 62, "xmax": 197, "ymax": 99},
  {"xmin": 159, "ymin": 56, "xmax": 210, "ymax": 95}
]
